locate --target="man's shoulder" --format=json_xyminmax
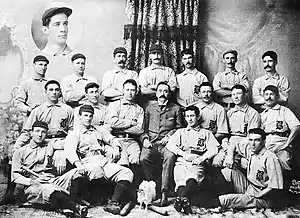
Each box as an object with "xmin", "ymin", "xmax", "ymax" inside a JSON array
[{"xmin": 167, "ymin": 102, "xmax": 182, "ymax": 110}]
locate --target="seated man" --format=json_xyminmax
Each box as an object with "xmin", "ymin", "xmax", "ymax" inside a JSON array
[
  {"xmin": 261, "ymin": 85, "xmax": 300, "ymax": 171},
  {"xmin": 217, "ymin": 128, "xmax": 284, "ymax": 209},
  {"xmin": 64, "ymin": 105, "xmax": 134, "ymax": 215},
  {"xmin": 166, "ymin": 106, "xmax": 219, "ymax": 215},
  {"xmin": 140, "ymin": 81, "xmax": 184, "ymax": 206},
  {"xmin": 107, "ymin": 79, "xmax": 144, "ymax": 185},
  {"xmin": 74, "ymin": 82, "xmax": 108, "ymax": 128},
  {"xmin": 12, "ymin": 121, "xmax": 88, "ymax": 217}
]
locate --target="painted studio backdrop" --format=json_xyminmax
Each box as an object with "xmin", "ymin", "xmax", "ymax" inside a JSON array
[{"xmin": 1, "ymin": 0, "xmax": 300, "ymax": 198}]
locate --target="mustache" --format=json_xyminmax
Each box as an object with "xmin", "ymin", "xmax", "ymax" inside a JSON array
[
  {"xmin": 118, "ymin": 60, "xmax": 125, "ymax": 64},
  {"xmin": 266, "ymin": 98, "xmax": 272, "ymax": 101},
  {"xmin": 159, "ymin": 95, "xmax": 166, "ymax": 98},
  {"xmin": 264, "ymin": 65, "xmax": 271, "ymax": 69}
]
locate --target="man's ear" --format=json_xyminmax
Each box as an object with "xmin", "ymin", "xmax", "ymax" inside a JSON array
[{"xmin": 43, "ymin": 26, "xmax": 49, "ymax": 35}]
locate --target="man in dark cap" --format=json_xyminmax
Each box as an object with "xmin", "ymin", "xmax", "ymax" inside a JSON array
[
  {"xmin": 213, "ymin": 49, "xmax": 249, "ymax": 110},
  {"xmin": 138, "ymin": 43, "xmax": 178, "ymax": 107},
  {"xmin": 252, "ymin": 51, "xmax": 290, "ymax": 111},
  {"xmin": 61, "ymin": 53, "xmax": 97, "ymax": 108},
  {"xmin": 12, "ymin": 120, "xmax": 88, "ymax": 217},
  {"xmin": 101, "ymin": 46, "xmax": 138, "ymax": 102},
  {"xmin": 64, "ymin": 104, "xmax": 135, "ymax": 215},
  {"xmin": 15, "ymin": 55, "xmax": 50, "ymax": 116},
  {"xmin": 41, "ymin": 2, "xmax": 73, "ymax": 56}
]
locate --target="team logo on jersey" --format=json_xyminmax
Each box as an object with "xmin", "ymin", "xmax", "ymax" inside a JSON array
[
  {"xmin": 276, "ymin": 121, "xmax": 283, "ymax": 130},
  {"xmin": 60, "ymin": 118, "xmax": 67, "ymax": 129},
  {"xmin": 195, "ymin": 137, "xmax": 207, "ymax": 154},
  {"xmin": 256, "ymin": 170, "xmax": 264, "ymax": 182},
  {"xmin": 243, "ymin": 123, "xmax": 248, "ymax": 134},
  {"xmin": 209, "ymin": 120, "xmax": 217, "ymax": 132}
]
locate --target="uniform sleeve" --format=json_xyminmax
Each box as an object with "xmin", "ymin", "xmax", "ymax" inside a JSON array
[
  {"xmin": 165, "ymin": 130, "xmax": 182, "ymax": 155},
  {"xmin": 15, "ymin": 82, "xmax": 30, "ymax": 113},
  {"xmin": 217, "ymin": 107, "xmax": 229, "ymax": 134},
  {"xmin": 196, "ymin": 72, "xmax": 208, "ymax": 85},
  {"xmin": 66, "ymin": 106, "xmax": 74, "ymax": 132},
  {"xmin": 167, "ymin": 68, "xmax": 178, "ymax": 91},
  {"xmin": 278, "ymin": 77, "xmax": 290, "ymax": 102},
  {"xmin": 138, "ymin": 69, "xmax": 148, "ymax": 88},
  {"xmin": 64, "ymin": 130, "xmax": 80, "ymax": 164},
  {"xmin": 73, "ymin": 107, "xmax": 80, "ymax": 129},
  {"xmin": 202, "ymin": 131, "xmax": 219, "ymax": 160},
  {"xmin": 98, "ymin": 126, "xmax": 116, "ymax": 144},
  {"xmin": 101, "ymin": 71, "xmax": 112, "ymax": 91},
  {"xmin": 240, "ymin": 73, "xmax": 250, "ymax": 90},
  {"xmin": 248, "ymin": 110, "xmax": 261, "ymax": 130},
  {"xmin": 108, "ymin": 101, "xmax": 132, "ymax": 129},
  {"xmin": 124, "ymin": 107, "xmax": 144, "ymax": 135},
  {"xmin": 252, "ymin": 78, "xmax": 265, "ymax": 104},
  {"xmin": 284, "ymin": 108, "xmax": 300, "ymax": 129},
  {"xmin": 11, "ymin": 149, "xmax": 32, "ymax": 186},
  {"xmin": 266, "ymin": 154, "xmax": 284, "ymax": 190},
  {"xmin": 61, "ymin": 77, "xmax": 85, "ymax": 103},
  {"xmin": 213, "ymin": 73, "xmax": 222, "ymax": 91}
]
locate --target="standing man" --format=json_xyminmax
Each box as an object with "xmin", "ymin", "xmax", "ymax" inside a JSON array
[
  {"xmin": 252, "ymin": 51, "xmax": 290, "ymax": 111},
  {"xmin": 61, "ymin": 53, "xmax": 97, "ymax": 108},
  {"xmin": 101, "ymin": 47, "xmax": 138, "ymax": 102},
  {"xmin": 176, "ymin": 49, "xmax": 208, "ymax": 107},
  {"xmin": 261, "ymin": 85, "xmax": 300, "ymax": 170},
  {"xmin": 12, "ymin": 120, "xmax": 88, "ymax": 217},
  {"xmin": 223, "ymin": 84, "xmax": 261, "ymax": 170},
  {"xmin": 166, "ymin": 106, "xmax": 219, "ymax": 215},
  {"xmin": 140, "ymin": 81, "xmax": 184, "ymax": 206},
  {"xmin": 14, "ymin": 80, "xmax": 74, "ymax": 175},
  {"xmin": 74, "ymin": 82, "xmax": 108, "ymax": 128},
  {"xmin": 15, "ymin": 55, "xmax": 50, "ymax": 116},
  {"xmin": 213, "ymin": 50, "xmax": 249, "ymax": 109},
  {"xmin": 138, "ymin": 44, "xmax": 177, "ymax": 106},
  {"xmin": 107, "ymin": 79, "xmax": 144, "ymax": 176},
  {"xmin": 41, "ymin": 3, "xmax": 72, "ymax": 56},
  {"xmin": 64, "ymin": 104, "xmax": 134, "ymax": 215}
]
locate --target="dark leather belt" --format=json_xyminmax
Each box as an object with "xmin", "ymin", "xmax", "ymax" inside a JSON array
[
  {"xmin": 266, "ymin": 131, "xmax": 289, "ymax": 137},
  {"xmin": 113, "ymin": 133, "xmax": 137, "ymax": 139},
  {"xmin": 46, "ymin": 132, "xmax": 67, "ymax": 139}
]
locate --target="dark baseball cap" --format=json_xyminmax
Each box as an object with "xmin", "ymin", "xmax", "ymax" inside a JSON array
[
  {"xmin": 42, "ymin": 6, "xmax": 72, "ymax": 26},
  {"xmin": 71, "ymin": 53, "xmax": 86, "ymax": 62},
  {"xmin": 32, "ymin": 120, "xmax": 49, "ymax": 130},
  {"xmin": 33, "ymin": 55, "xmax": 49, "ymax": 64},
  {"xmin": 79, "ymin": 105, "xmax": 94, "ymax": 115},
  {"xmin": 85, "ymin": 82, "xmax": 99, "ymax": 93},
  {"xmin": 149, "ymin": 44, "xmax": 163, "ymax": 53},
  {"xmin": 223, "ymin": 49, "xmax": 238, "ymax": 58},
  {"xmin": 113, "ymin": 47, "xmax": 127, "ymax": 56}
]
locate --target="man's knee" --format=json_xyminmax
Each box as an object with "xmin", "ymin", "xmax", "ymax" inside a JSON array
[
  {"xmin": 140, "ymin": 148, "xmax": 153, "ymax": 164},
  {"xmin": 119, "ymin": 167, "xmax": 134, "ymax": 183}
]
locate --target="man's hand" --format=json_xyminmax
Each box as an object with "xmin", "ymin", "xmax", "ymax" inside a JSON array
[
  {"xmin": 182, "ymin": 153, "xmax": 198, "ymax": 162},
  {"xmin": 111, "ymin": 147, "xmax": 121, "ymax": 162},
  {"xmin": 143, "ymin": 138, "xmax": 152, "ymax": 148},
  {"xmin": 31, "ymin": 177, "xmax": 50, "ymax": 185},
  {"xmin": 223, "ymin": 155, "xmax": 235, "ymax": 169},
  {"xmin": 52, "ymin": 150, "xmax": 67, "ymax": 175},
  {"xmin": 192, "ymin": 156, "xmax": 205, "ymax": 165},
  {"xmin": 74, "ymin": 161, "xmax": 86, "ymax": 175},
  {"xmin": 160, "ymin": 135, "xmax": 170, "ymax": 146}
]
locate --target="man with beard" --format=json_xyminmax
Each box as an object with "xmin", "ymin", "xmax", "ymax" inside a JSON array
[
  {"xmin": 74, "ymin": 82, "xmax": 108, "ymax": 128},
  {"xmin": 140, "ymin": 81, "xmax": 184, "ymax": 206},
  {"xmin": 139, "ymin": 44, "xmax": 178, "ymax": 107},
  {"xmin": 260, "ymin": 85, "xmax": 299, "ymax": 171},
  {"xmin": 101, "ymin": 47, "xmax": 138, "ymax": 102},
  {"xmin": 41, "ymin": 3, "xmax": 72, "ymax": 56},
  {"xmin": 166, "ymin": 106, "xmax": 219, "ymax": 215},
  {"xmin": 15, "ymin": 55, "xmax": 50, "ymax": 116},
  {"xmin": 176, "ymin": 49, "xmax": 208, "ymax": 107},
  {"xmin": 14, "ymin": 80, "xmax": 73, "ymax": 175},
  {"xmin": 223, "ymin": 84, "xmax": 261, "ymax": 170},
  {"xmin": 252, "ymin": 51, "xmax": 290, "ymax": 112},
  {"xmin": 213, "ymin": 50, "xmax": 249, "ymax": 110},
  {"xmin": 61, "ymin": 53, "xmax": 97, "ymax": 108}
]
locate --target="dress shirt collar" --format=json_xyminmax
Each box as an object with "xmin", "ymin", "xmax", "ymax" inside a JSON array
[
  {"xmin": 224, "ymin": 68, "xmax": 238, "ymax": 75},
  {"xmin": 45, "ymin": 101, "xmax": 61, "ymax": 108},
  {"xmin": 121, "ymin": 98, "xmax": 136, "ymax": 106},
  {"xmin": 250, "ymin": 147, "xmax": 267, "ymax": 157},
  {"xmin": 42, "ymin": 44, "xmax": 72, "ymax": 56},
  {"xmin": 29, "ymin": 140, "xmax": 46, "ymax": 149},
  {"xmin": 73, "ymin": 73, "xmax": 88, "ymax": 82},
  {"xmin": 197, "ymin": 101, "xmax": 215, "ymax": 110},
  {"xmin": 150, "ymin": 64, "xmax": 165, "ymax": 71},
  {"xmin": 181, "ymin": 68, "xmax": 197, "ymax": 76},
  {"xmin": 113, "ymin": 68, "xmax": 128, "ymax": 74},
  {"xmin": 79, "ymin": 124, "xmax": 97, "ymax": 134},
  {"xmin": 263, "ymin": 103, "xmax": 280, "ymax": 112},
  {"xmin": 32, "ymin": 76, "xmax": 47, "ymax": 82},
  {"xmin": 264, "ymin": 71, "xmax": 280, "ymax": 80}
]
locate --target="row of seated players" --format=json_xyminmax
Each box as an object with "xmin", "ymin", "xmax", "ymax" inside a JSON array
[{"xmin": 11, "ymin": 75, "xmax": 299, "ymax": 216}]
